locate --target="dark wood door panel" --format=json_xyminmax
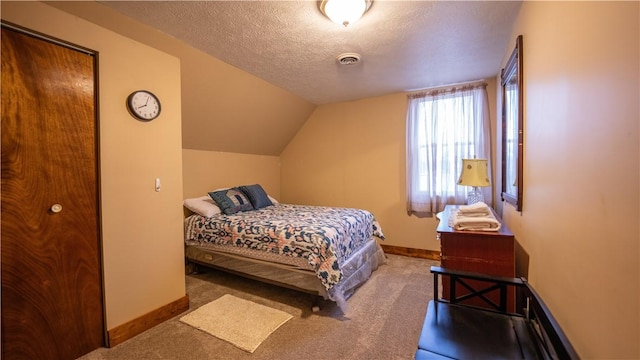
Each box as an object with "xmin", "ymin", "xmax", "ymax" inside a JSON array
[{"xmin": 1, "ymin": 26, "xmax": 103, "ymax": 360}]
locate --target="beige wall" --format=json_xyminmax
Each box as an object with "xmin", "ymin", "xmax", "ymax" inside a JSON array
[
  {"xmin": 182, "ymin": 149, "xmax": 280, "ymax": 200},
  {"xmin": 499, "ymin": 2, "xmax": 639, "ymax": 358},
  {"xmin": 2, "ymin": 2, "xmax": 186, "ymax": 330},
  {"xmin": 6, "ymin": 2, "xmax": 638, "ymax": 358},
  {"xmin": 281, "ymin": 81, "xmax": 498, "ymax": 251}
]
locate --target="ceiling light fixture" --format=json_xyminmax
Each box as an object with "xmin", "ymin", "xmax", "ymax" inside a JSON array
[{"xmin": 320, "ymin": 0, "xmax": 373, "ymax": 27}]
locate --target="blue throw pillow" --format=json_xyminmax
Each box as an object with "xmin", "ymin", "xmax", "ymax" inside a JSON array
[
  {"xmin": 239, "ymin": 184, "xmax": 273, "ymax": 210},
  {"xmin": 208, "ymin": 188, "xmax": 254, "ymax": 215}
]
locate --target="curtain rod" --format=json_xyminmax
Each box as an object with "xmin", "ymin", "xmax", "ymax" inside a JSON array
[
  {"xmin": 407, "ymin": 79, "xmax": 488, "ymax": 95},
  {"xmin": 407, "ymin": 80, "xmax": 488, "ymax": 100}
]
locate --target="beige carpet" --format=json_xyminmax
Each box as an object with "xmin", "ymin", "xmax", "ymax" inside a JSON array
[
  {"xmin": 179, "ymin": 294, "xmax": 293, "ymax": 353},
  {"xmin": 79, "ymin": 254, "xmax": 438, "ymax": 360}
]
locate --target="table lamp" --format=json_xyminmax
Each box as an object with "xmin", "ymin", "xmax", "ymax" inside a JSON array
[{"xmin": 457, "ymin": 158, "xmax": 490, "ymax": 205}]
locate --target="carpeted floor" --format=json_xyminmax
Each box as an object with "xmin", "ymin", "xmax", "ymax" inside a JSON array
[{"xmin": 79, "ymin": 254, "xmax": 438, "ymax": 360}]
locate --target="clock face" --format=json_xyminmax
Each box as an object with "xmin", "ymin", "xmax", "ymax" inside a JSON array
[{"xmin": 127, "ymin": 90, "xmax": 161, "ymax": 121}]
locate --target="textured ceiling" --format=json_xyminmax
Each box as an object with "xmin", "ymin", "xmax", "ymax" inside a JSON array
[{"xmin": 97, "ymin": 0, "xmax": 522, "ymax": 105}]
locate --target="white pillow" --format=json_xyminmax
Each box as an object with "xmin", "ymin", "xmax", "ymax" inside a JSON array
[{"xmin": 183, "ymin": 196, "xmax": 222, "ymax": 217}]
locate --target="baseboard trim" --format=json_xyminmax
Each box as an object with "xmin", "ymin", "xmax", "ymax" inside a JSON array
[
  {"xmin": 107, "ymin": 295, "xmax": 190, "ymax": 347},
  {"xmin": 381, "ymin": 244, "xmax": 440, "ymax": 261}
]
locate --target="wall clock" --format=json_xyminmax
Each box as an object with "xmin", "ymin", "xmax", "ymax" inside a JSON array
[{"xmin": 127, "ymin": 90, "xmax": 161, "ymax": 121}]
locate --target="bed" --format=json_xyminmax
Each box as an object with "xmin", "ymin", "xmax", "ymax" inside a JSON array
[{"xmin": 183, "ymin": 185, "xmax": 386, "ymax": 312}]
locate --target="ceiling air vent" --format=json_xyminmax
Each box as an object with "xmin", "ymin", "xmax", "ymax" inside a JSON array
[{"xmin": 337, "ymin": 53, "xmax": 361, "ymax": 65}]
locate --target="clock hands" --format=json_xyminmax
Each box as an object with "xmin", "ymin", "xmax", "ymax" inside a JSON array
[{"xmin": 136, "ymin": 96, "xmax": 151, "ymax": 109}]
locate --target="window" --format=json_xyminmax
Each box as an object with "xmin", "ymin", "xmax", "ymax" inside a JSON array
[
  {"xmin": 503, "ymin": 83, "xmax": 519, "ymax": 197},
  {"xmin": 406, "ymin": 83, "xmax": 492, "ymax": 214}
]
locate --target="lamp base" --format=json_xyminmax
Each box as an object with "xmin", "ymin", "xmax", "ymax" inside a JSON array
[{"xmin": 466, "ymin": 187, "xmax": 485, "ymax": 205}]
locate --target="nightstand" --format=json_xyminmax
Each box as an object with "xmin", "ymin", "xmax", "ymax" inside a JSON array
[{"xmin": 436, "ymin": 205, "xmax": 515, "ymax": 311}]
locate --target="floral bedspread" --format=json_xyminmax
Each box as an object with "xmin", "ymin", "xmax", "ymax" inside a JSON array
[{"xmin": 184, "ymin": 203, "xmax": 385, "ymax": 290}]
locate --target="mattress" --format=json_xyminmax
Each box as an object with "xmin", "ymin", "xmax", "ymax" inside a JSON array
[{"xmin": 184, "ymin": 203, "xmax": 387, "ymax": 311}]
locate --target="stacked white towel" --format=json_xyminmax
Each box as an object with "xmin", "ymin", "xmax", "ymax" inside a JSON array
[
  {"xmin": 457, "ymin": 202, "xmax": 492, "ymax": 217},
  {"xmin": 451, "ymin": 202, "xmax": 501, "ymax": 231}
]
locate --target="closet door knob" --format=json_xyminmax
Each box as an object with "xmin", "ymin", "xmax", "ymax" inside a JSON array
[{"xmin": 50, "ymin": 204, "xmax": 63, "ymax": 213}]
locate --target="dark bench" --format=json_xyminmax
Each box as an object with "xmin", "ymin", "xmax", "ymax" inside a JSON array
[{"xmin": 415, "ymin": 266, "xmax": 579, "ymax": 359}]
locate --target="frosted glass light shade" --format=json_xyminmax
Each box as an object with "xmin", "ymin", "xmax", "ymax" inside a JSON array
[{"xmin": 321, "ymin": 0, "xmax": 370, "ymax": 27}]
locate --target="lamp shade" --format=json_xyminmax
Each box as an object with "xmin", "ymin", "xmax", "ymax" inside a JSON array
[
  {"xmin": 457, "ymin": 159, "xmax": 490, "ymax": 187},
  {"xmin": 321, "ymin": 0, "xmax": 371, "ymax": 27}
]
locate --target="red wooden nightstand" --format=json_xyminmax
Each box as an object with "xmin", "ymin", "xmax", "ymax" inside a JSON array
[{"xmin": 436, "ymin": 205, "xmax": 516, "ymax": 311}]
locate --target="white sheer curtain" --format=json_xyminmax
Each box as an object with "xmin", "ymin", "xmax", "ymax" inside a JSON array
[{"xmin": 406, "ymin": 83, "xmax": 492, "ymax": 215}]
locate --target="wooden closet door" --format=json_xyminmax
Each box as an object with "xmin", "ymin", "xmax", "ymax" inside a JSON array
[{"xmin": 1, "ymin": 26, "xmax": 104, "ymax": 359}]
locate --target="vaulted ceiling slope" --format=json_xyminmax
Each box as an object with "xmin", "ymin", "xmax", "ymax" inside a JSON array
[
  {"xmin": 47, "ymin": 1, "xmax": 521, "ymax": 156},
  {"xmin": 47, "ymin": 1, "xmax": 317, "ymax": 156}
]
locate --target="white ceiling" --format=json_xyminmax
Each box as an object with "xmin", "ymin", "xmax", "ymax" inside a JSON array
[{"xmin": 97, "ymin": 0, "xmax": 522, "ymax": 105}]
